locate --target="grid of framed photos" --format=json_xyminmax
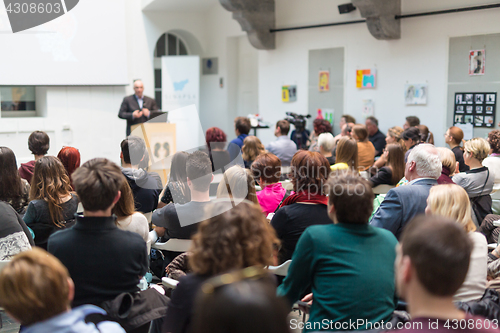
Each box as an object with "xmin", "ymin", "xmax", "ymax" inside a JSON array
[{"xmin": 454, "ymin": 92, "xmax": 496, "ymax": 128}]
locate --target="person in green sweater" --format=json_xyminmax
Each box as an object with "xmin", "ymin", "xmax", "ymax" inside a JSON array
[{"xmin": 277, "ymin": 172, "xmax": 398, "ymax": 332}]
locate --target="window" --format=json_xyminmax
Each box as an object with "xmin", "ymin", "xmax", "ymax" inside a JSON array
[{"xmin": 0, "ymin": 86, "xmax": 36, "ymax": 117}]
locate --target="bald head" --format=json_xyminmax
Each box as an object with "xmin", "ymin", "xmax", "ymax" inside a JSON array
[
  {"xmin": 405, "ymin": 144, "xmax": 441, "ymax": 181},
  {"xmin": 133, "ymin": 80, "xmax": 144, "ymax": 98}
]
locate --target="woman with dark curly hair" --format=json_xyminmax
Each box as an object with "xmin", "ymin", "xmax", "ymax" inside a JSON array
[
  {"xmin": 309, "ymin": 118, "xmax": 333, "ymax": 152},
  {"xmin": 271, "ymin": 150, "xmax": 332, "ymax": 263},
  {"xmin": 483, "ymin": 129, "xmax": 500, "ymax": 192},
  {"xmin": 161, "ymin": 200, "xmax": 279, "ymax": 333},
  {"xmin": 205, "ymin": 127, "xmax": 230, "ymax": 173}
]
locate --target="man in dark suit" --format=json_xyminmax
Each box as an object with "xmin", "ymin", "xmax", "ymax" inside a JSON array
[
  {"xmin": 118, "ymin": 79, "xmax": 158, "ymax": 136},
  {"xmin": 370, "ymin": 144, "xmax": 441, "ymax": 240}
]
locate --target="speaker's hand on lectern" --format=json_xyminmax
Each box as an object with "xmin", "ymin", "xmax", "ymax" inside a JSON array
[
  {"xmin": 142, "ymin": 108, "xmax": 150, "ymax": 118},
  {"xmin": 132, "ymin": 110, "xmax": 142, "ymax": 119}
]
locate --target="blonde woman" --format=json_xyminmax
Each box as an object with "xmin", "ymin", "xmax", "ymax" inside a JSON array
[
  {"xmin": 242, "ymin": 136, "xmax": 266, "ymax": 169},
  {"xmin": 217, "ymin": 165, "xmax": 260, "ymax": 207},
  {"xmin": 426, "ymin": 184, "xmax": 487, "ymax": 302},
  {"xmin": 435, "ymin": 147, "xmax": 457, "ymax": 185},
  {"xmin": 373, "ymin": 126, "xmax": 405, "ymax": 169}
]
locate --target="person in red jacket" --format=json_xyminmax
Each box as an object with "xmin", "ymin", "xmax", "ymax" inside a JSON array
[{"xmin": 19, "ymin": 131, "xmax": 50, "ymax": 184}]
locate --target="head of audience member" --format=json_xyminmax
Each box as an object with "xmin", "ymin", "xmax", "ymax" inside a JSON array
[
  {"xmin": 464, "ymin": 137, "xmax": 490, "ymax": 166},
  {"xmin": 217, "ymin": 165, "xmax": 259, "ymax": 206},
  {"xmin": 242, "ymin": 136, "xmax": 265, "ymax": 163},
  {"xmin": 405, "ymin": 144, "xmax": 441, "ymax": 182},
  {"xmin": 251, "ymin": 153, "xmax": 281, "ymax": 188},
  {"xmin": 234, "ymin": 117, "xmax": 251, "ymax": 137},
  {"xmin": 290, "ymin": 150, "xmax": 330, "ymax": 194},
  {"xmin": 326, "ymin": 172, "xmax": 374, "ymax": 225},
  {"xmin": 190, "ymin": 200, "xmax": 278, "ymax": 276},
  {"xmin": 385, "ymin": 144, "xmax": 406, "ymax": 184},
  {"xmin": 120, "ymin": 136, "xmax": 146, "ymax": 168},
  {"xmin": 112, "ymin": 176, "xmax": 135, "ymax": 221},
  {"xmin": 396, "ymin": 216, "xmax": 472, "ymax": 316},
  {"xmin": 0, "ymin": 248, "xmax": 75, "ymax": 326},
  {"xmin": 341, "ymin": 123, "xmax": 353, "ymax": 137},
  {"xmin": 72, "ymin": 158, "xmax": 123, "ymax": 216},
  {"xmin": 401, "ymin": 127, "xmax": 421, "ymax": 151},
  {"xmin": 365, "ymin": 116, "xmax": 379, "ymax": 137},
  {"xmin": 313, "ymin": 119, "xmax": 333, "ymax": 136},
  {"xmin": 445, "ymin": 126, "xmax": 464, "ymax": 148},
  {"xmin": 436, "ymin": 147, "xmax": 457, "ymax": 176},
  {"xmin": 30, "ymin": 156, "xmax": 72, "ymax": 226},
  {"xmin": 487, "ymin": 130, "xmax": 500, "ymax": 155},
  {"xmin": 386, "ymin": 126, "xmax": 405, "ymax": 150},
  {"xmin": 419, "ymin": 125, "xmax": 434, "ymax": 144},
  {"xmin": 404, "ymin": 116, "xmax": 420, "ymax": 130},
  {"xmin": 351, "ymin": 124, "xmax": 368, "ymax": 143},
  {"xmin": 335, "ymin": 137, "xmax": 358, "ymax": 170},
  {"xmin": 0, "ymin": 147, "xmax": 24, "ymax": 205},
  {"xmin": 318, "ymin": 132, "xmax": 335, "ymax": 156},
  {"xmin": 192, "ymin": 270, "xmax": 290, "ymax": 333},
  {"xmin": 274, "ymin": 120, "xmax": 290, "ymax": 138},
  {"xmin": 426, "ymin": 184, "xmax": 476, "ymax": 233},
  {"xmin": 169, "ymin": 151, "xmax": 190, "ymax": 184},
  {"xmin": 133, "ymin": 79, "xmax": 144, "ymax": 98},
  {"xmin": 206, "ymin": 127, "xmax": 227, "ymax": 152},
  {"xmin": 186, "ymin": 151, "xmax": 213, "ymax": 195},
  {"xmin": 57, "ymin": 147, "xmax": 80, "ymax": 189},
  {"xmin": 28, "ymin": 131, "xmax": 50, "ymax": 159},
  {"xmin": 339, "ymin": 115, "xmax": 356, "ymax": 131}
]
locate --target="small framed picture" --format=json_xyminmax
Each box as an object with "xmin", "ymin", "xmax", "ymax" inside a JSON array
[
  {"xmin": 476, "ymin": 106, "xmax": 483, "ymax": 113},
  {"xmin": 485, "ymin": 116, "xmax": 494, "ymax": 126},
  {"xmin": 464, "ymin": 115, "xmax": 474, "ymax": 123},
  {"xmin": 466, "ymin": 106, "xmax": 473, "ymax": 113},
  {"xmin": 486, "ymin": 106, "xmax": 494, "ymax": 113},
  {"xmin": 475, "ymin": 115, "xmax": 484, "ymax": 125},
  {"xmin": 486, "ymin": 94, "xmax": 496, "ymax": 103},
  {"xmin": 455, "ymin": 115, "xmax": 463, "ymax": 123},
  {"xmin": 456, "ymin": 94, "xmax": 463, "ymax": 104},
  {"xmin": 475, "ymin": 94, "xmax": 484, "ymax": 103},
  {"xmin": 465, "ymin": 94, "xmax": 474, "ymax": 103}
]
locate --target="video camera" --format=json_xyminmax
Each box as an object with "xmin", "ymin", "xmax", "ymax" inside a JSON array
[{"xmin": 285, "ymin": 112, "xmax": 311, "ymax": 149}]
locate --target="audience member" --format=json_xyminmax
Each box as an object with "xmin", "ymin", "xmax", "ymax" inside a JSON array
[
  {"xmin": 271, "ymin": 151, "xmax": 331, "ymax": 263},
  {"xmin": 266, "ymin": 119, "xmax": 297, "ymax": 167},
  {"xmin": 0, "ymin": 248, "xmax": 125, "ymax": 333},
  {"xmin": 333, "ymin": 117, "xmax": 355, "ymax": 147},
  {"xmin": 436, "ymin": 147, "xmax": 456, "ymax": 185},
  {"xmin": 191, "ymin": 268, "xmax": 290, "ymax": 333},
  {"xmin": 445, "ymin": 126, "xmax": 469, "ymax": 172},
  {"xmin": 120, "ymin": 136, "xmax": 162, "ymax": 213},
  {"xmin": 158, "ymin": 151, "xmax": 191, "ymax": 209},
  {"xmin": 308, "ymin": 119, "xmax": 332, "ymax": 152},
  {"xmin": 24, "ymin": 156, "xmax": 78, "ymax": 250},
  {"xmin": 162, "ymin": 200, "xmax": 278, "ymax": 333},
  {"xmin": 241, "ymin": 135, "xmax": 265, "ymax": 169},
  {"xmin": 0, "ymin": 146, "xmax": 30, "ymax": 215},
  {"xmin": 419, "ymin": 124, "xmax": 434, "ymax": 144},
  {"xmin": 251, "ymin": 153, "xmax": 286, "ymax": 215},
  {"xmin": 483, "ymin": 129, "xmax": 500, "ymax": 192},
  {"xmin": 217, "ymin": 165, "xmax": 260, "ymax": 206},
  {"xmin": 205, "ymin": 127, "xmax": 230, "ymax": 173},
  {"xmin": 57, "ymin": 146, "xmax": 81, "ymax": 190},
  {"xmin": 278, "ymin": 173, "xmax": 397, "ymax": 331},
  {"xmin": 369, "ymin": 143, "xmax": 405, "ymax": 187},
  {"xmin": 403, "ymin": 115, "xmax": 420, "ymax": 130},
  {"xmin": 338, "ymin": 114, "xmax": 356, "ymax": 132},
  {"xmin": 48, "ymin": 158, "xmax": 148, "ymax": 307},
  {"xmin": 228, "ymin": 117, "xmax": 251, "ymax": 162},
  {"xmin": 366, "ymin": 116, "xmax": 386, "ymax": 157},
  {"xmin": 331, "ymin": 137, "xmax": 358, "ymax": 171},
  {"xmin": 0, "ymin": 201, "xmax": 33, "ymax": 260},
  {"xmin": 317, "ymin": 132, "xmax": 336, "ymax": 165},
  {"xmin": 372, "ymin": 126, "xmax": 405, "ymax": 169},
  {"xmin": 426, "ymin": 184, "xmax": 487, "ymax": 302},
  {"xmin": 370, "ymin": 144, "xmax": 441, "ymax": 239},
  {"xmin": 352, "ymin": 124, "xmax": 375, "ymax": 171},
  {"xmin": 402, "ymin": 127, "xmax": 421, "ymax": 163},
  {"xmin": 19, "ymin": 131, "xmax": 50, "ymax": 184},
  {"xmin": 392, "ymin": 216, "xmax": 496, "ymax": 333}
]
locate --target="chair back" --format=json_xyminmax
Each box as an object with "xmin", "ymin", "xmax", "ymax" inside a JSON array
[
  {"xmin": 267, "ymin": 260, "xmax": 292, "ymax": 276},
  {"xmin": 162, "ymin": 277, "xmax": 180, "ymax": 290},
  {"xmin": 152, "ymin": 239, "xmax": 192, "ymax": 252},
  {"xmin": 372, "ymin": 184, "xmax": 394, "ymax": 195}
]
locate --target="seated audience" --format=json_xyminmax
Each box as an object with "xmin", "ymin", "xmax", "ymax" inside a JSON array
[
  {"xmin": 0, "ymin": 146, "xmax": 30, "ymax": 215},
  {"xmin": 278, "ymin": 173, "xmax": 398, "ymax": 331},
  {"xmin": 331, "ymin": 137, "xmax": 358, "ymax": 171},
  {"xmin": 419, "ymin": 124, "xmax": 434, "ymax": 144},
  {"xmin": 333, "ymin": 115, "xmax": 355, "ymax": 147},
  {"xmin": 19, "ymin": 130, "xmax": 50, "ymax": 184},
  {"xmin": 0, "ymin": 201, "xmax": 33, "ymax": 260},
  {"xmin": 24, "ymin": 156, "xmax": 78, "ymax": 250},
  {"xmin": 369, "ymin": 143, "xmax": 405, "ymax": 187},
  {"xmin": 228, "ymin": 116, "xmax": 251, "ymax": 162},
  {"xmin": 266, "ymin": 119, "xmax": 297, "ymax": 167},
  {"xmin": 165, "ymin": 252, "xmax": 191, "ymax": 280},
  {"xmin": 48, "ymin": 158, "xmax": 148, "ymax": 307},
  {"xmin": 271, "ymin": 151, "xmax": 331, "ymax": 263},
  {"xmin": 205, "ymin": 127, "xmax": 230, "ymax": 173},
  {"xmin": 370, "ymin": 144, "xmax": 441, "ymax": 239},
  {"xmin": 402, "ymin": 127, "xmax": 421, "ymax": 163},
  {"xmin": 251, "ymin": 153, "xmax": 286, "ymax": 215},
  {"xmin": 352, "ymin": 124, "xmax": 375, "ymax": 171},
  {"xmin": 445, "ymin": 126, "xmax": 469, "ymax": 172},
  {"xmin": 366, "ymin": 116, "xmax": 386, "ymax": 157},
  {"xmin": 217, "ymin": 165, "xmax": 260, "ymax": 206},
  {"xmin": 318, "ymin": 132, "xmax": 336, "ymax": 165},
  {"xmin": 162, "ymin": 200, "xmax": 278, "ymax": 333},
  {"xmin": 191, "ymin": 269, "xmax": 290, "ymax": 333},
  {"xmin": 483, "ymin": 129, "xmax": 500, "ymax": 192},
  {"xmin": 392, "ymin": 216, "xmax": 495, "ymax": 333},
  {"xmin": 241, "ymin": 136, "xmax": 265, "ymax": 169},
  {"xmin": 120, "ymin": 136, "xmax": 163, "ymax": 213},
  {"xmin": 158, "ymin": 151, "xmax": 191, "ymax": 209},
  {"xmin": 479, "ymin": 214, "xmax": 500, "ymax": 244},
  {"xmin": 308, "ymin": 119, "xmax": 333, "ymax": 152},
  {"xmin": 57, "ymin": 146, "xmax": 80, "ymax": 190},
  {"xmin": 426, "ymin": 184, "xmax": 487, "ymax": 302},
  {"xmin": 436, "ymin": 147, "xmax": 456, "ymax": 185},
  {"xmin": 403, "ymin": 115, "xmax": 420, "ymax": 130},
  {"xmin": 373, "ymin": 126, "xmax": 405, "ymax": 169},
  {"xmin": 338, "ymin": 114, "xmax": 356, "ymax": 133},
  {"xmin": 0, "ymin": 248, "xmax": 125, "ymax": 333}
]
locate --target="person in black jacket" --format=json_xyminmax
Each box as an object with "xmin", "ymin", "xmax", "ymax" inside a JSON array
[
  {"xmin": 369, "ymin": 144, "xmax": 405, "ymax": 187},
  {"xmin": 118, "ymin": 80, "xmax": 158, "ymax": 136}
]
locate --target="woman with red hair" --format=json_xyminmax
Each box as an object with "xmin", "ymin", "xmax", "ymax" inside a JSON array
[
  {"xmin": 205, "ymin": 127, "xmax": 230, "ymax": 173},
  {"xmin": 57, "ymin": 147, "xmax": 80, "ymax": 190}
]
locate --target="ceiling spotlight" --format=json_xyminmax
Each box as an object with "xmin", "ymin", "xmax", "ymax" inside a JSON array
[{"xmin": 338, "ymin": 3, "xmax": 356, "ymax": 14}]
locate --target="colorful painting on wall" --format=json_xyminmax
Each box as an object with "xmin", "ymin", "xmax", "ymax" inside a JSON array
[
  {"xmin": 405, "ymin": 84, "xmax": 428, "ymax": 105},
  {"xmin": 282, "ymin": 85, "xmax": 297, "ymax": 103},
  {"xmin": 469, "ymin": 49, "xmax": 485, "ymax": 76},
  {"xmin": 319, "ymin": 71, "xmax": 330, "ymax": 92},
  {"xmin": 356, "ymin": 69, "xmax": 376, "ymax": 88}
]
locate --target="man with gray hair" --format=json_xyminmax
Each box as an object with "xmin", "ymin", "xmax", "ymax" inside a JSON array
[
  {"xmin": 370, "ymin": 144, "xmax": 441, "ymax": 239},
  {"xmin": 366, "ymin": 116, "xmax": 386, "ymax": 157}
]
